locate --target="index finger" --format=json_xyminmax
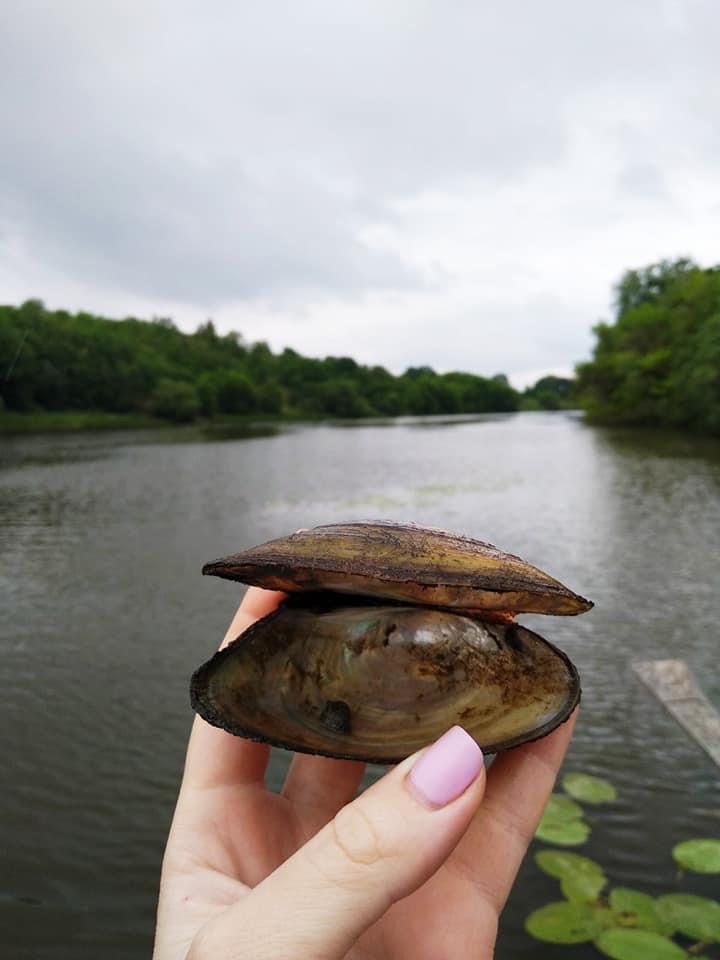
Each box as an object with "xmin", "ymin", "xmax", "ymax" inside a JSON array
[
  {"xmin": 449, "ymin": 709, "xmax": 578, "ymax": 913},
  {"xmin": 220, "ymin": 585, "xmax": 287, "ymax": 648},
  {"xmin": 183, "ymin": 586, "xmax": 286, "ymax": 790}
]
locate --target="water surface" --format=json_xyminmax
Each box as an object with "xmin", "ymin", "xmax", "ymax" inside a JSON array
[{"xmin": 1, "ymin": 413, "xmax": 718, "ymax": 958}]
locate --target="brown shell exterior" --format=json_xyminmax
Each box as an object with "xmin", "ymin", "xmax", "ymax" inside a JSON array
[{"xmin": 202, "ymin": 521, "xmax": 593, "ymax": 616}]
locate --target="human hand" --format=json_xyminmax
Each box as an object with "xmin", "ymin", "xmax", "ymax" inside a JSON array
[{"xmin": 153, "ymin": 587, "xmax": 577, "ymax": 960}]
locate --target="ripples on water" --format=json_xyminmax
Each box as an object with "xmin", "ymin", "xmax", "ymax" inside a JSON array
[{"xmin": 1, "ymin": 413, "xmax": 719, "ymax": 958}]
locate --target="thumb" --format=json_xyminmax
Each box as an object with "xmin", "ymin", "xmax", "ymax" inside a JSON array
[{"xmin": 193, "ymin": 727, "xmax": 485, "ymax": 960}]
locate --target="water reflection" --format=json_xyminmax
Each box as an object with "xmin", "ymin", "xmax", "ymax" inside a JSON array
[
  {"xmin": 597, "ymin": 425, "xmax": 720, "ymax": 463},
  {"xmin": 325, "ymin": 412, "xmax": 519, "ymax": 429},
  {"xmin": 0, "ymin": 434, "xmax": 116, "ymax": 471},
  {"xmin": 199, "ymin": 421, "xmax": 285, "ymax": 442},
  {"xmin": 0, "ymin": 421, "xmax": 289, "ymax": 473}
]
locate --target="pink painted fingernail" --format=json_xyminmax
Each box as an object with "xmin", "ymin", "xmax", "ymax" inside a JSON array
[{"xmin": 407, "ymin": 727, "xmax": 484, "ymax": 808}]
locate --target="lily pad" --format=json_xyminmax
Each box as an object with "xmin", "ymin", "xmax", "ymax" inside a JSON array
[
  {"xmin": 536, "ymin": 850, "xmax": 605, "ymax": 881},
  {"xmin": 535, "ymin": 816, "xmax": 591, "ymax": 846},
  {"xmin": 535, "ymin": 849, "xmax": 607, "ymax": 901},
  {"xmin": 525, "ymin": 901, "xmax": 603, "ymax": 943},
  {"xmin": 542, "ymin": 793, "xmax": 584, "ymax": 822},
  {"xmin": 563, "ymin": 772, "xmax": 617, "ymax": 804},
  {"xmin": 656, "ymin": 893, "xmax": 720, "ymax": 943},
  {"xmin": 561, "ymin": 873, "xmax": 607, "ymax": 902},
  {"xmin": 595, "ymin": 928, "xmax": 687, "ymax": 960},
  {"xmin": 672, "ymin": 839, "xmax": 720, "ymax": 874},
  {"xmin": 609, "ymin": 888, "xmax": 671, "ymax": 934}
]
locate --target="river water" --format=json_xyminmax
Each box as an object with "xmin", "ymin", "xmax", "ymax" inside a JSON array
[{"xmin": 1, "ymin": 412, "xmax": 719, "ymax": 958}]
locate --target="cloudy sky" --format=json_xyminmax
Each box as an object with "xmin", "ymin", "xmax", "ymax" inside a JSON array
[{"xmin": 1, "ymin": 1, "xmax": 718, "ymax": 387}]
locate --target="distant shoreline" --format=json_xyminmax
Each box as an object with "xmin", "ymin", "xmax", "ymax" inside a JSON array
[
  {"xmin": 0, "ymin": 410, "xmax": 317, "ymax": 434},
  {"xmin": 0, "ymin": 409, "xmax": 580, "ymax": 435}
]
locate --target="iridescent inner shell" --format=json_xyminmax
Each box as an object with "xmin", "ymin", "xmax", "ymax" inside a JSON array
[{"xmin": 191, "ymin": 598, "xmax": 580, "ymax": 762}]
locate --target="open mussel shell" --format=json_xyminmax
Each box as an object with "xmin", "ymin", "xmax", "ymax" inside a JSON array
[
  {"xmin": 202, "ymin": 521, "xmax": 592, "ymax": 616},
  {"xmin": 191, "ymin": 598, "xmax": 580, "ymax": 763}
]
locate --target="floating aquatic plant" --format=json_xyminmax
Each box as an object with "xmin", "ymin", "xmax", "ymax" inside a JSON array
[
  {"xmin": 534, "ymin": 790, "xmax": 593, "ymax": 846},
  {"xmin": 672, "ymin": 839, "xmax": 720, "ymax": 875},
  {"xmin": 535, "ymin": 850, "xmax": 607, "ymax": 902},
  {"xmin": 656, "ymin": 894, "xmax": 720, "ymax": 943},
  {"xmin": 608, "ymin": 887, "xmax": 674, "ymax": 935},
  {"xmin": 595, "ymin": 928, "xmax": 689, "ymax": 960},
  {"xmin": 526, "ymin": 900, "xmax": 609, "ymax": 944},
  {"xmin": 526, "ymin": 772, "xmax": 720, "ymax": 959},
  {"xmin": 563, "ymin": 772, "xmax": 618, "ymax": 804}
]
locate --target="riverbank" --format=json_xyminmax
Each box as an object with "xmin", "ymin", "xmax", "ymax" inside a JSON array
[
  {"xmin": 0, "ymin": 411, "xmax": 167, "ymax": 433},
  {"xmin": 0, "ymin": 410, "xmax": 312, "ymax": 435},
  {"xmin": 5, "ymin": 411, "xmax": 720, "ymax": 451},
  {"xmin": 0, "ymin": 409, "xmax": 527, "ymax": 435}
]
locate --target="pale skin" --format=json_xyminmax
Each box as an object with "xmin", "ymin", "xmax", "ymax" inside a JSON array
[{"xmin": 154, "ymin": 587, "xmax": 577, "ymax": 960}]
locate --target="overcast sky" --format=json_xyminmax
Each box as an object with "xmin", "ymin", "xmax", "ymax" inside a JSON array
[{"xmin": 1, "ymin": 1, "xmax": 718, "ymax": 387}]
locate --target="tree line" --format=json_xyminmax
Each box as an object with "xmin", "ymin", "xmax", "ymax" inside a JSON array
[
  {"xmin": 576, "ymin": 258, "xmax": 720, "ymax": 434},
  {"xmin": 0, "ymin": 301, "xmax": 572, "ymax": 422},
  {"xmin": 4, "ymin": 257, "xmax": 715, "ymax": 432}
]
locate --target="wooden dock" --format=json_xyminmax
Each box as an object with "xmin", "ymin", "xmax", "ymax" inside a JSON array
[{"xmin": 632, "ymin": 659, "xmax": 720, "ymax": 768}]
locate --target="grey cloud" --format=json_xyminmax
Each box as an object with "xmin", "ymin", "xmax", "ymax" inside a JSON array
[
  {"xmin": 616, "ymin": 162, "xmax": 668, "ymax": 200},
  {"xmin": 1, "ymin": 140, "xmax": 418, "ymax": 303},
  {"xmin": 1, "ymin": 1, "xmax": 718, "ymax": 313}
]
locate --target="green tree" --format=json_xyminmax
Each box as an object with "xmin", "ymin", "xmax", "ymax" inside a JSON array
[
  {"xmin": 256, "ymin": 381, "xmax": 284, "ymax": 414},
  {"xmin": 614, "ymin": 258, "xmax": 696, "ymax": 318},
  {"xmin": 196, "ymin": 371, "xmax": 220, "ymax": 416},
  {"xmin": 149, "ymin": 379, "xmax": 200, "ymax": 422},
  {"xmin": 577, "ymin": 259, "xmax": 720, "ymax": 433},
  {"xmin": 523, "ymin": 376, "xmax": 576, "ymax": 411},
  {"xmin": 316, "ymin": 379, "xmax": 373, "ymax": 417},
  {"xmin": 0, "ymin": 300, "xmax": 527, "ymax": 423},
  {"xmin": 215, "ymin": 372, "xmax": 257, "ymax": 414}
]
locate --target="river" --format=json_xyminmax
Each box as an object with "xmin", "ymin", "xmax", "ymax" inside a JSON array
[{"xmin": 1, "ymin": 412, "xmax": 718, "ymax": 958}]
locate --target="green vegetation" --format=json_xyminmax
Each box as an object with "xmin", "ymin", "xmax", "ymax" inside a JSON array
[
  {"xmin": 577, "ymin": 258, "xmax": 720, "ymax": 434},
  {"xmin": 535, "ymin": 792, "xmax": 591, "ymax": 846},
  {"xmin": 563, "ymin": 771, "xmax": 618, "ymax": 804},
  {"xmin": 0, "ymin": 300, "xmax": 532, "ymax": 427},
  {"xmin": 3, "ymin": 257, "xmax": 718, "ymax": 434},
  {"xmin": 521, "ymin": 374, "xmax": 577, "ymax": 410},
  {"xmin": 526, "ymin": 772, "xmax": 720, "ymax": 959},
  {"xmin": 673, "ymin": 840, "xmax": 720, "ymax": 875},
  {"xmin": 0, "ymin": 411, "xmax": 164, "ymax": 433}
]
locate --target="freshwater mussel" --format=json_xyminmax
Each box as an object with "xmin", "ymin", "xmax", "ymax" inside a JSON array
[{"xmin": 191, "ymin": 521, "xmax": 592, "ymax": 763}]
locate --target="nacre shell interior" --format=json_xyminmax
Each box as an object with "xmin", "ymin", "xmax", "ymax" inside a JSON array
[{"xmin": 191, "ymin": 600, "xmax": 580, "ymax": 762}]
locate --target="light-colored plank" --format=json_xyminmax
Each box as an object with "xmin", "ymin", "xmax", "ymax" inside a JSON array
[{"xmin": 632, "ymin": 659, "xmax": 720, "ymax": 767}]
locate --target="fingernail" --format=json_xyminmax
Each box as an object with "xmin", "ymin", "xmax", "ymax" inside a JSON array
[{"xmin": 407, "ymin": 727, "xmax": 484, "ymax": 808}]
